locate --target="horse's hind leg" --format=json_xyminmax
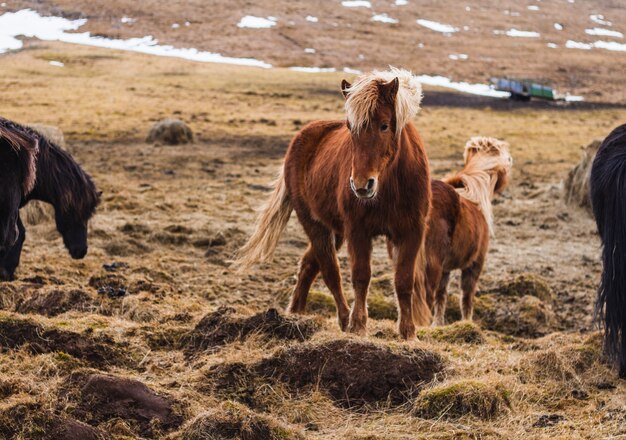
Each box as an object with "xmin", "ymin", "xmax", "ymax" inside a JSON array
[
  {"xmin": 0, "ymin": 215, "xmax": 25, "ymax": 282},
  {"xmin": 296, "ymin": 219, "xmax": 349, "ymax": 330},
  {"xmin": 460, "ymin": 259, "xmax": 484, "ymax": 321},
  {"xmin": 433, "ymin": 271, "xmax": 450, "ymax": 326},
  {"xmin": 287, "ymin": 245, "xmax": 320, "ymax": 314}
]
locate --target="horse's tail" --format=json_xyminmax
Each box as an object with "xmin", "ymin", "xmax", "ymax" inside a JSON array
[
  {"xmin": 0, "ymin": 118, "xmax": 39, "ymax": 194},
  {"xmin": 590, "ymin": 123, "xmax": 626, "ymax": 378},
  {"xmin": 235, "ymin": 166, "xmax": 292, "ymax": 270}
]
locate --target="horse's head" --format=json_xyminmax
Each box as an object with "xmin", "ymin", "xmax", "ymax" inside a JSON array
[
  {"xmin": 464, "ymin": 137, "xmax": 512, "ymax": 195},
  {"xmin": 342, "ymin": 69, "xmax": 423, "ymax": 200},
  {"xmin": 342, "ymin": 77, "xmax": 399, "ymax": 200},
  {"xmin": 55, "ymin": 190, "xmax": 101, "ymax": 260}
]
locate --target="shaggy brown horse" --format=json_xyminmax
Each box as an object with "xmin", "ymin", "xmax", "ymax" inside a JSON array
[
  {"xmin": 0, "ymin": 117, "xmax": 100, "ymax": 281},
  {"xmin": 0, "ymin": 119, "xmax": 38, "ymax": 255},
  {"xmin": 237, "ymin": 68, "xmax": 432, "ymax": 338},
  {"xmin": 396, "ymin": 137, "xmax": 511, "ymax": 325}
]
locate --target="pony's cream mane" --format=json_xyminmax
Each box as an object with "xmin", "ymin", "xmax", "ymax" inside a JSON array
[
  {"xmin": 343, "ymin": 67, "xmax": 423, "ymax": 138},
  {"xmin": 445, "ymin": 137, "xmax": 512, "ymax": 236}
]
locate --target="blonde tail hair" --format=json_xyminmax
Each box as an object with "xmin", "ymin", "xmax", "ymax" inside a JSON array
[{"xmin": 235, "ymin": 166, "xmax": 292, "ymax": 270}]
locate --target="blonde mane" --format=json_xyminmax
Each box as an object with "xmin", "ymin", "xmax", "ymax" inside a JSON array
[
  {"xmin": 445, "ymin": 137, "xmax": 512, "ymax": 236},
  {"xmin": 343, "ymin": 67, "xmax": 423, "ymax": 138}
]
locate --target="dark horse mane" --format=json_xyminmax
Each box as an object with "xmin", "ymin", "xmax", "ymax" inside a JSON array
[
  {"xmin": 590, "ymin": 123, "xmax": 626, "ymax": 378},
  {"xmin": 5, "ymin": 119, "xmax": 101, "ymax": 221},
  {"xmin": 0, "ymin": 118, "xmax": 39, "ymax": 195}
]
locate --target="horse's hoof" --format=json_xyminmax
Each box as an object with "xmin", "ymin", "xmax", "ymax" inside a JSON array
[
  {"xmin": 398, "ymin": 322, "xmax": 416, "ymax": 340},
  {"xmin": 338, "ymin": 314, "xmax": 350, "ymax": 332},
  {"xmin": 347, "ymin": 321, "xmax": 367, "ymax": 336}
]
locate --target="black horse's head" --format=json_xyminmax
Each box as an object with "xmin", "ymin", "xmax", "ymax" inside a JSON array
[{"xmin": 54, "ymin": 188, "xmax": 101, "ymax": 259}]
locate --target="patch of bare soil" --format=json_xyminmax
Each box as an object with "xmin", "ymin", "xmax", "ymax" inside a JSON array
[
  {"xmin": 208, "ymin": 339, "xmax": 445, "ymax": 407},
  {"xmin": 59, "ymin": 371, "xmax": 183, "ymax": 438}
]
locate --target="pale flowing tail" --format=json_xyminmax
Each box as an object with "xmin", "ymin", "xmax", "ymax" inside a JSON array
[{"xmin": 235, "ymin": 167, "xmax": 292, "ymax": 270}]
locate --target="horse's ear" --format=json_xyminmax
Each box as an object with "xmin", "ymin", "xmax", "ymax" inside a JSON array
[
  {"xmin": 341, "ymin": 80, "xmax": 351, "ymax": 99},
  {"xmin": 379, "ymin": 77, "xmax": 399, "ymax": 103}
]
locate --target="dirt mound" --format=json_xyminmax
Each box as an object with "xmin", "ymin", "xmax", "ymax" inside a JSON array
[
  {"xmin": 60, "ymin": 371, "xmax": 183, "ymax": 437},
  {"xmin": 186, "ymin": 307, "xmax": 320, "ymax": 353},
  {"xmin": 29, "ymin": 123, "xmax": 66, "ymax": 148},
  {"xmin": 0, "ymin": 403, "xmax": 110, "ymax": 440},
  {"xmin": 414, "ymin": 380, "xmax": 511, "ymax": 420},
  {"xmin": 146, "ymin": 118, "xmax": 194, "ymax": 145},
  {"xmin": 179, "ymin": 402, "xmax": 304, "ymax": 440},
  {"xmin": 16, "ymin": 289, "xmax": 96, "ymax": 316},
  {"xmin": 0, "ymin": 315, "xmax": 129, "ymax": 368},
  {"xmin": 478, "ymin": 294, "xmax": 557, "ymax": 338},
  {"xmin": 209, "ymin": 339, "xmax": 445, "ymax": 407},
  {"xmin": 563, "ymin": 139, "xmax": 602, "ymax": 213}
]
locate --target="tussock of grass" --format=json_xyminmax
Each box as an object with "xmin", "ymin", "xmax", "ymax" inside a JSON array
[
  {"xmin": 414, "ymin": 380, "xmax": 511, "ymax": 420},
  {"xmin": 497, "ymin": 273, "xmax": 553, "ymax": 302},
  {"xmin": 178, "ymin": 401, "xmax": 304, "ymax": 440},
  {"xmin": 423, "ymin": 321, "xmax": 486, "ymax": 345}
]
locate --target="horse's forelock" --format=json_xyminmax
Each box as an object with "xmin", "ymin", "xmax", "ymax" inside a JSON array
[{"xmin": 344, "ymin": 67, "xmax": 423, "ymax": 137}]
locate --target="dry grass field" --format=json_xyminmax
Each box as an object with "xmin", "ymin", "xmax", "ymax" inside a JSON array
[{"xmin": 1, "ymin": 2, "xmax": 626, "ymax": 439}]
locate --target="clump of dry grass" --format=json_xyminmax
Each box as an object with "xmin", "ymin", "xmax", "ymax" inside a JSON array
[
  {"xmin": 421, "ymin": 321, "xmax": 486, "ymax": 345},
  {"xmin": 177, "ymin": 401, "xmax": 304, "ymax": 440},
  {"xmin": 414, "ymin": 380, "xmax": 511, "ymax": 420},
  {"xmin": 496, "ymin": 273, "xmax": 554, "ymax": 303}
]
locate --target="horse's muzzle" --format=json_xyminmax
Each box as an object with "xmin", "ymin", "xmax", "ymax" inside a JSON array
[{"xmin": 350, "ymin": 177, "xmax": 377, "ymax": 199}]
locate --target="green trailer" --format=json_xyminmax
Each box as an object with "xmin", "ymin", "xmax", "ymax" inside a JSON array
[{"xmin": 490, "ymin": 77, "xmax": 558, "ymax": 101}]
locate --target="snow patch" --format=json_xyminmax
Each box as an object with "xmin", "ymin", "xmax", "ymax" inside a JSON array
[
  {"xmin": 289, "ymin": 66, "xmax": 362, "ymax": 74},
  {"xmin": 448, "ymin": 53, "xmax": 468, "ymax": 60},
  {"xmin": 585, "ymin": 27, "xmax": 623, "ymax": 38},
  {"xmin": 567, "ymin": 39, "xmax": 626, "ymax": 52},
  {"xmin": 237, "ymin": 16, "xmax": 277, "ymax": 29},
  {"xmin": 590, "ymin": 14, "xmax": 611, "ymax": 26},
  {"xmin": 416, "ymin": 19, "xmax": 458, "ymax": 34},
  {"xmin": 554, "ymin": 23, "xmax": 563, "ymax": 30},
  {"xmin": 49, "ymin": 60, "xmax": 64, "ymax": 67},
  {"xmin": 341, "ymin": 1, "xmax": 371, "ymax": 8},
  {"xmin": 120, "ymin": 16, "xmax": 136, "ymax": 24},
  {"xmin": 372, "ymin": 13, "xmax": 398, "ymax": 24},
  {"xmin": 304, "ymin": 48, "xmax": 316, "ymax": 53},
  {"xmin": 547, "ymin": 42, "xmax": 558, "ymax": 48},
  {"xmin": 305, "ymin": 16, "xmax": 318, "ymax": 22},
  {"xmin": 0, "ymin": 9, "xmax": 272, "ymax": 67},
  {"xmin": 527, "ymin": 5, "xmax": 539, "ymax": 10},
  {"xmin": 395, "ymin": 0, "xmax": 408, "ymax": 5},
  {"xmin": 416, "ymin": 75, "xmax": 511, "ymax": 98},
  {"xmin": 495, "ymin": 28, "xmax": 540, "ymax": 38}
]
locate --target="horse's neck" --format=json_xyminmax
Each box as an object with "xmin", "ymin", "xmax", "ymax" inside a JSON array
[{"xmin": 29, "ymin": 143, "xmax": 69, "ymax": 209}]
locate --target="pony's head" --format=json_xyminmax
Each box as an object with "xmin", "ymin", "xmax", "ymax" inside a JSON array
[
  {"xmin": 0, "ymin": 123, "xmax": 38, "ymax": 251},
  {"xmin": 463, "ymin": 136, "xmax": 512, "ymax": 195},
  {"xmin": 54, "ymin": 187, "xmax": 100, "ymax": 259},
  {"xmin": 342, "ymin": 67, "xmax": 423, "ymax": 200}
]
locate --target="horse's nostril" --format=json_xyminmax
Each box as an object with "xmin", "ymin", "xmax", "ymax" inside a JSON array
[{"xmin": 366, "ymin": 178, "xmax": 376, "ymax": 191}]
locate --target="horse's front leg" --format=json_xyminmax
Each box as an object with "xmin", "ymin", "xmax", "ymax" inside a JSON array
[
  {"xmin": 0, "ymin": 215, "xmax": 25, "ymax": 281},
  {"xmin": 347, "ymin": 231, "xmax": 373, "ymax": 336},
  {"xmin": 393, "ymin": 233, "xmax": 428, "ymax": 339}
]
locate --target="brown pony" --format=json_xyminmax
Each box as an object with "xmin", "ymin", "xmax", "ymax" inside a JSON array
[
  {"xmin": 394, "ymin": 137, "xmax": 511, "ymax": 325},
  {"xmin": 237, "ymin": 68, "xmax": 432, "ymax": 338}
]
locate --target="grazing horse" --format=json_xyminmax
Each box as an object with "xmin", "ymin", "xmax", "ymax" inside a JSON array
[
  {"xmin": 390, "ymin": 137, "xmax": 511, "ymax": 325},
  {"xmin": 0, "ymin": 121, "xmax": 38, "ymax": 255},
  {"xmin": 0, "ymin": 117, "xmax": 100, "ymax": 281},
  {"xmin": 237, "ymin": 68, "xmax": 432, "ymax": 338},
  {"xmin": 590, "ymin": 123, "xmax": 626, "ymax": 378}
]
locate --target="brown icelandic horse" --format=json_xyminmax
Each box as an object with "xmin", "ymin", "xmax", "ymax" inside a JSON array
[
  {"xmin": 0, "ymin": 120, "xmax": 38, "ymax": 256},
  {"xmin": 237, "ymin": 68, "xmax": 432, "ymax": 338},
  {"xmin": 392, "ymin": 137, "xmax": 511, "ymax": 325},
  {"xmin": 0, "ymin": 117, "xmax": 100, "ymax": 281}
]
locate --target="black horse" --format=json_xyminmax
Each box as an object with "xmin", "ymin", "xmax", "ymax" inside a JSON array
[
  {"xmin": 590, "ymin": 123, "xmax": 626, "ymax": 378},
  {"xmin": 0, "ymin": 121, "xmax": 38, "ymax": 257},
  {"xmin": 0, "ymin": 117, "xmax": 100, "ymax": 281}
]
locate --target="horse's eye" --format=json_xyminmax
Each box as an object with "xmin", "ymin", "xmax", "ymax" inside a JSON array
[{"xmin": 380, "ymin": 123, "xmax": 389, "ymax": 132}]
